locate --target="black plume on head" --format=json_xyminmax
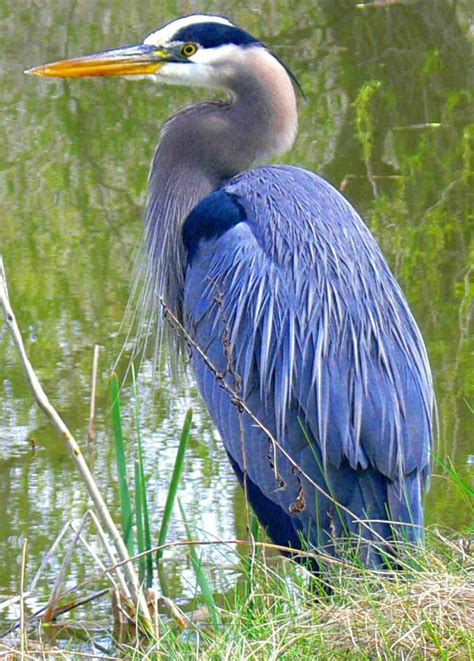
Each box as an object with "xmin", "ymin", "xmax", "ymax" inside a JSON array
[
  {"xmin": 171, "ymin": 18, "xmax": 305, "ymax": 98},
  {"xmin": 172, "ymin": 22, "xmax": 261, "ymax": 49}
]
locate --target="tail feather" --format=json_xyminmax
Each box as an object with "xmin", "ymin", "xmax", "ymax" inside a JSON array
[
  {"xmin": 387, "ymin": 470, "xmax": 424, "ymax": 544},
  {"xmin": 327, "ymin": 464, "xmax": 392, "ymax": 565}
]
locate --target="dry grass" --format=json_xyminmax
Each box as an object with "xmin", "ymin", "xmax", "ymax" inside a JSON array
[
  {"xmin": 1, "ymin": 532, "xmax": 472, "ymax": 659},
  {"xmin": 126, "ymin": 532, "xmax": 473, "ymax": 660},
  {"xmin": 304, "ymin": 569, "xmax": 472, "ymax": 658}
]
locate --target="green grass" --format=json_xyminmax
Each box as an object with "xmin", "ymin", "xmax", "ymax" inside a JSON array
[
  {"xmin": 121, "ymin": 530, "xmax": 473, "ymax": 660},
  {"xmin": 108, "ymin": 381, "xmax": 472, "ymax": 659},
  {"xmin": 132, "ymin": 366, "xmax": 153, "ymax": 587},
  {"xmin": 8, "ymin": 529, "xmax": 472, "ymax": 660},
  {"xmin": 157, "ymin": 408, "xmax": 193, "ymax": 563},
  {"xmin": 5, "ymin": 385, "xmax": 471, "ymax": 660},
  {"xmin": 178, "ymin": 498, "xmax": 220, "ymax": 629},
  {"xmin": 110, "ymin": 387, "xmax": 218, "ymax": 619},
  {"xmin": 111, "ymin": 372, "xmax": 135, "ymax": 556}
]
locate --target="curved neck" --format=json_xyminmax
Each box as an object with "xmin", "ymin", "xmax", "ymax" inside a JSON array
[
  {"xmin": 143, "ymin": 48, "xmax": 298, "ymax": 319},
  {"xmin": 227, "ymin": 48, "xmax": 298, "ymax": 163}
]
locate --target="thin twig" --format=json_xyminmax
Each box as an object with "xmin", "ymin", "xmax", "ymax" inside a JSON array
[
  {"xmin": 46, "ymin": 588, "xmax": 109, "ymax": 619},
  {"xmin": 0, "ymin": 256, "xmax": 151, "ymax": 624},
  {"xmin": 88, "ymin": 538, "xmax": 359, "ymax": 580},
  {"xmin": 86, "ymin": 510, "xmax": 126, "ymax": 591},
  {"xmin": 392, "ymin": 123, "xmax": 441, "ymax": 130},
  {"xmin": 160, "ymin": 299, "xmax": 395, "ymax": 552},
  {"xmin": 356, "ymin": 1, "xmax": 406, "ymax": 8},
  {"xmin": 0, "ymin": 642, "xmax": 119, "ymax": 660},
  {"xmin": 0, "ymin": 521, "xmax": 70, "ymax": 616},
  {"xmin": 88, "ymin": 344, "xmax": 100, "ymax": 443},
  {"xmin": 44, "ymin": 515, "xmax": 90, "ymax": 622},
  {"xmin": 72, "ymin": 517, "xmax": 119, "ymax": 592},
  {"xmin": 20, "ymin": 538, "xmax": 28, "ymax": 658},
  {"xmin": 28, "ymin": 522, "xmax": 70, "ymax": 595},
  {"xmin": 1, "ymin": 533, "xmax": 414, "ymax": 640}
]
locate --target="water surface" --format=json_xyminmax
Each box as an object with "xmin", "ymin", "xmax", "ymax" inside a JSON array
[{"xmin": 0, "ymin": 0, "xmax": 472, "ymax": 627}]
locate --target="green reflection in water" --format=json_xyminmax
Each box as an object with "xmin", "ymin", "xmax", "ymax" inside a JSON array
[{"xmin": 0, "ymin": 0, "xmax": 472, "ymax": 617}]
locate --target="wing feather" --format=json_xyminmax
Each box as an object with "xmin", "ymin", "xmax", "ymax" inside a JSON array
[{"xmin": 183, "ymin": 165, "xmax": 433, "ymax": 555}]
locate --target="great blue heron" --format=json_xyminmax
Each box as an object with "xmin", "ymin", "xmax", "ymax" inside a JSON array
[{"xmin": 28, "ymin": 14, "xmax": 434, "ymax": 566}]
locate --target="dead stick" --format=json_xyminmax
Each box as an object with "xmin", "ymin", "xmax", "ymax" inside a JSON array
[
  {"xmin": 44, "ymin": 515, "xmax": 92, "ymax": 622},
  {"xmin": 20, "ymin": 539, "xmax": 28, "ymax": 658},
  {"xmin": 45, "ymin": 588, "xmax": 109, "ymax": 619},
  {"xmin": 88, "ymin": 344, "xmax": 100, "ymax": 443}
]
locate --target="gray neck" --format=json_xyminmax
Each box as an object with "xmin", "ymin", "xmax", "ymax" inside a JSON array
[{"xmin": 140, "ymin": 47, "xmax": 298, "ymax": 328}]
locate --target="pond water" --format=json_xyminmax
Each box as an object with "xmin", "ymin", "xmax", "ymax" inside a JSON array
[{"xmin": 0, "ymin": 0, "xmax": 472, "ymax": 634}]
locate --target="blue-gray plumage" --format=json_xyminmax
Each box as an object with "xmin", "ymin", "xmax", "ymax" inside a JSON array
[
  {"xmin": 29, "ymin": 13, "xmax": 434, "ymax": 567},
  {"xmin": 184, "ymin": 166, "xmax": 432, "ymax": 562}
]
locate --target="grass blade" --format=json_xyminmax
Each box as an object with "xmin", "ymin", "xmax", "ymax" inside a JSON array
[
  {"xmin": 132, "ymin": 366, "xmax": 153, "ymax": 587},
  {"xmin": 178, "ymin": 498, "xmax": 220, "ymax": 628},
  {"xmin": 110, "ymin": 373, "xmax": 134, "ymax": 556},
  {"xmin": 157, "ymin": 408, "xmax": 193, "ymax": 561},
  {"xmin": 244, "ymin": 513, "xmax": 260, "ymax": 602},
  {"xmin": 435, "ymin": 455, "xmax": 474, "ymax": 511},
  {"xmin": 134, "ymin": 458, "xmax": 146, "ymax": 585}
]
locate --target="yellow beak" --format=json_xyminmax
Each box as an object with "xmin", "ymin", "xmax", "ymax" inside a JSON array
[{"xmin": 25, "ymin": 43, "xmax": 181, "ymax": 78}]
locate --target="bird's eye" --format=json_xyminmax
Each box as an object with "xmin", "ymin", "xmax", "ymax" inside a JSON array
[{"xmin": 181, "ymin": 42, "xmax": 198, "ymax": 58}]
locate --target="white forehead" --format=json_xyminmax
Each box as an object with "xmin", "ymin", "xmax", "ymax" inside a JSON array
[{"xmin": 143, "ymin": 14, "xmax": 233, "ymax": 46}]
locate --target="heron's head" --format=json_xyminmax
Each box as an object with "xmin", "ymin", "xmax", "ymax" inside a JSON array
[{"xmin": 26, "ymin": 14, "xmax": 298, "ymax": 94}]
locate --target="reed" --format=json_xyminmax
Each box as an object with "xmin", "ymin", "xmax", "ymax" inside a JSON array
[
  {"xmin": 111, "ymin": 373, "xmax": 135, "ymax": 557},
  {"xmin": 132, "ymin": 366, "xmax": 153, "ymax": 587},
  {"xmin": 157, "ymin": 408, "xmax": 193, "ymax": 563}
]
